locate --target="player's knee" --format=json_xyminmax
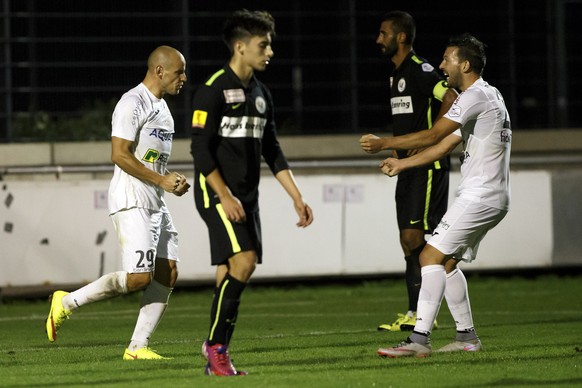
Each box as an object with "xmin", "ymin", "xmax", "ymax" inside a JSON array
[
  {"xmin": 444, "ymin": 259, "xmax": 459, "ymax": 273},
  {"xmin": 400, "ymin": 229, "xmax": 425, "ymax": 254},
  {"xmin": 419, "ymin": 245, "xmax": 446, "ymax": 267},
  {"xmin": 228, "ymin": 252, "xmax": 257, "ymax": 282},
  {"xmin": 126, "ymin": 272, "xmax": 153, "ymax": 292},
  {"xmin": 153, "ymin": 259, "xmax": 178, "ymax": 288},
  {"xmin": 235, "ymin": 261, "xmax": 256, "ymax": 282}
]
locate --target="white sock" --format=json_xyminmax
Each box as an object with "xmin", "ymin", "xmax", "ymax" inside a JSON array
[
  {"xmin": 414, "ymin": 265, "xmax": 446, "ymax": 334},
  {"xmin": 127, "ymin": 280, "xmax": 173, "ymax": 351},
  {"xmin": 445, "ymin": 268, "xmax": 475, "ymax": 332},
  {"xmin": 62, "ymin": 271, "xmax": 128, "ymax": 311}
]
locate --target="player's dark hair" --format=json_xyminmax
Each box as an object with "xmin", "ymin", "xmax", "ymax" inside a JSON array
[
  {"xmin": 223, "ymin": 9, "xmax": 276, "ymax": 55},
  {"xmin": 380, "ymin": 11, "xmax": 416, "ymax": 45},
  {"xmin": 447, "ymin": 33, "xmax": 487, "ymax": 75}
]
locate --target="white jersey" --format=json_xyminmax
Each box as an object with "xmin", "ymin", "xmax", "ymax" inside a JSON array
[
  {"xmin": 108, "ymin": 83, "xmax": 174, "ymax": 214},
  {"xmin": 444, "ymin": 78, "xmax": 511, "ymax": 211}
]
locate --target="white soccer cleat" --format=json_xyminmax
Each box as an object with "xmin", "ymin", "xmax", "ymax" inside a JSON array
[
  {"xmin": 436, "ymin": 339, "xmax": 482, "ymax": 352},
  {"xmin": 377, "ymin": 339, "xmax": 432, "ymax": 358}
]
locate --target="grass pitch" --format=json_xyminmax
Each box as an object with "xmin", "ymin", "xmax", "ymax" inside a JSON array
[{"xmin": 1, "ymin": 273, "xmax": 581, "ymax": 387}]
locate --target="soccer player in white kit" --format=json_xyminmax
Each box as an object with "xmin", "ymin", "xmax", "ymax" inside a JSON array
[
  {"xmin": 361, "ymin": 33, "xmax": 511, "ymax": 357},
  {"xmin": 45, "ymin": 46, "xmax": 190, "ymax": 360}
]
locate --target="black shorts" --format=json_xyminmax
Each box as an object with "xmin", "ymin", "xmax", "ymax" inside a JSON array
[
  {"xmin": 196, "ymin": 203, "xmax": 262, "ymax": 266},
  {"xmin": 395, "ymin": 166, "xmax": 449, "ymax": 233}
]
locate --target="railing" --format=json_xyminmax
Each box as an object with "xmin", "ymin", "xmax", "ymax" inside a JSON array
[{"xmin": 2, "ymin": 0, "xmax": 581, "ymax": 142}]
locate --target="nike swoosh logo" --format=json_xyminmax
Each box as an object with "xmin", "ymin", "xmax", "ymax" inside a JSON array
[
  {"xmin": 232, "ymin": 103, "xmax": 242, "ymax": 109},
  {"xmin": 126, "ymin": 353, "xmax": 138, "ymax": 359},
  {"xmin": 409, "ymin": 220, "xmax": 422, "ymax": 225}
]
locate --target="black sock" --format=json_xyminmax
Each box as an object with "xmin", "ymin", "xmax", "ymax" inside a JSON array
[
  {"xmin": 209, "ymin": 286, "xmax": 220, "ymax": 329},
  {"xmin": 207, "ymin": 273, "xmax": 246, "ymax": 346},
  {"xmin": 405, "ymin": 242, "xmax": 425, "ymax": 312}
]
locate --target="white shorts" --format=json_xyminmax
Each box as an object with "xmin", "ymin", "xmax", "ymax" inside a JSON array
[
  {"xmin": 427, "ymin": 197, "xmax": 507, "ymax": 263},
  {"xmin": 111, "ymin": 207, "xmax": 179, "ymax": 273}
]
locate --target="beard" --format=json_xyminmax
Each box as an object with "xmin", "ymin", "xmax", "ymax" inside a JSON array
[{"xmin": 379, "ymin": 41, "xmax": 398, "ymax": 59}]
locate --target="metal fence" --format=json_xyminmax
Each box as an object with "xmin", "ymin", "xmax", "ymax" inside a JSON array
[{"xmin": 1, "ymin": 0, "xmax": 581, "ymax": 143}]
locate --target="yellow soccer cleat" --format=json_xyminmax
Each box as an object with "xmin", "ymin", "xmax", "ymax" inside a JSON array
[
  {"xmin": 123, "ymin": 347, "xmax": 172, "ymax": 360},
  {"xmin": 377, "ymin": 313, "xmax": 412, "ymax": 332},
  {"xmin": 46, "ymin": 290, "xmax": 72, "ymax": 342},
  {"xmin": 378, "ymin": 312, "xmax": 438, "ymax": 332}
]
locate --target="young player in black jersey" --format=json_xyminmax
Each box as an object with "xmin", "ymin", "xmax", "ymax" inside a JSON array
[
  {"xmin": 190, "ymin": 9, "xmax": 314, "ymax": 376},
  {"xmin": 361, "ymin": 11, "xmax": 458, "ymax": 332}
]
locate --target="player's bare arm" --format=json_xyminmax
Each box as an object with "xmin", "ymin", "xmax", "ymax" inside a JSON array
[
  {"xmin": 405, "ymin": 88, "xmax": 459, "ymax": 157},
  {"xmin": 359, "ymin": 134, "xmax": 385, "ymax": 154},
  {"xmin": 275, "ymin": 169, "xmax": 314, "ymax": 228},
  {"xmin": 111, "ymin": 136, "xmax": 188, "ymax": 194},
  {"xmin": 204, "ymin": 168, "xmax": 246, "ymax": 223},
  {"xmin": 380, "ymin": 133, "xmax": 462, "ymax": 177},
  {"xmin": 361, "ymin": 116, "xmax": 460, "ymax": 153}
]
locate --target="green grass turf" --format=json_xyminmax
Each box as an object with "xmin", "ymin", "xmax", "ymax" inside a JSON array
[{"xmin": 1, "ymin": 274, "xmax": 581, "ymax": 387}]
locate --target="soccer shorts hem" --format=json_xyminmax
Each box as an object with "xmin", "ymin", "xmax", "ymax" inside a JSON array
[
  {"xmin": 427, "ymin": 197, "xmax": 507, "ymax": 263},
  {"xmin": 111, "ymin": 207, "xmax": 179, "ymax": 273}
]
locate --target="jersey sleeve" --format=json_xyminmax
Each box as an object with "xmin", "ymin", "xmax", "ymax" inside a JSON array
[
  {"xmin": 259, "ymin": 84, "xmax": 290, "ymax": 175},
  {"xmin": 111, "ymin": 95, "xmax": 144, "ymax": 141},
  {"xmin": 444, "ymin": 88, "xmax": 486, "ymax": 126},
  {"xmin": 190, "ymin": 84, "xmax": 224, "ymax": 176}
]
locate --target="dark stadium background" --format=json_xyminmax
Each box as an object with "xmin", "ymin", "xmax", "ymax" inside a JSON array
[{"xmin": 1, "ymin": 0, "xmax": 581, "ymax": 142}]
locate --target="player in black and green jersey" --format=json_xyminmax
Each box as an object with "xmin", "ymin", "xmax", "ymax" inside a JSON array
[
  {"xmin": 365, "ymin": 11, "xmax": 458, "ymax": 332},
  {"xmin": 190, "ymin": 9, "xmax": 313, "ymax": 376}
]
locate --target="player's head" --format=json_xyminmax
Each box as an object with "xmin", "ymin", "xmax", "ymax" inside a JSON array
[
  {"xmin": 440, "ymin": 34, "xmax": 486, "ymax": 90},
  {"xmin": 377, "ymin": 11, "xmax": 415, "ymax": 58},
  {"xmin": 146, "ymin": 45, "xmax": 187, "ymax": 97},
  {"xmin": 381, "ymin": 11, "xmax": 416, "ymax": 45},
  {"xmin": 223, "ymin": 10, "xmax": 275, "ymax": 72},
  {"xmin": 446, "ymin": 33, "xmax": 487, "ymax": 75},
  {"xmin": 223, "ymin": 10, "xmax": 275, "ymax": 54}
]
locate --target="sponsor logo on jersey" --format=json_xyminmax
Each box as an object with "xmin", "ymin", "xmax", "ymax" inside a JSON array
[
  {"xmin": 218, "ymin": 116, "xmax": 267, "ymax": 139},
  {"xmin": 390, "ymin": 96, "xmax": 413, "ymax": 115},
  {"xmin": 437, "ymin": 219, "xmax": 451, "ymax": 231},
  {"xmin": 397, "ymin": 78, "xmax": 406, "ymax": 92},
  {"xmin": 148, "ymin": 128, "xmax": 173, "ymax": 142},
  {"xmin": 255, "ymin": 96, "xmax": 267, "ymax": 114},
  {"xmin": 449, "ymin": 104, "xmax": 461, "ymax": 117},
  {"xmin": 223, "ymin": 88, "xmax": 246, "ymax": 103},
  {"xmin": 500, "ymin": 129, "xmax": 512, "ymax": 143},
  {"xmin": 142, "ymin": 148, "xmax": 168, "ymax": 164},
  {"xmin": 192, "ymin": 110, "xmax": 208, "ymax": 128},
  {"xmin": 422, "ymin": 63, "xmax": 434, "ymax": 72}
]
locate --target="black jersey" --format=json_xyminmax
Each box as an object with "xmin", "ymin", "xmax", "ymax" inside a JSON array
[
  {"xmin": 191, "ymin": 65, "xmax": 289, "ymax": 212},
  {"xmin": 390, "ymin": 51, "xmax": 449, "ymax": 169}
]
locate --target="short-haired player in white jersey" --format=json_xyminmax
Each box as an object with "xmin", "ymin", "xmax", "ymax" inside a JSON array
[
  {"xmin": 361, "ymin": 33, "xmax": 511, "ymax": 357},
  {"xmin": 45, "ymin": 46, "xmax": 190, "ymax": 360}
]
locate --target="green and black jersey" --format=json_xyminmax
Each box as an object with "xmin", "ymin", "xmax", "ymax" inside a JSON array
[
  {"xmin": 390, "ymin": 51, "xmax": 450, "ymax": 170},
  {"xmin": 190, "ymin": 65, "xmax": 289, "ymax": 212}
]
